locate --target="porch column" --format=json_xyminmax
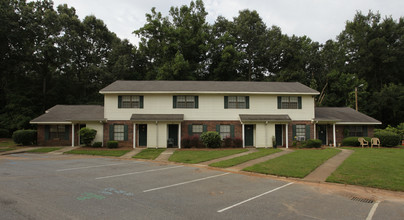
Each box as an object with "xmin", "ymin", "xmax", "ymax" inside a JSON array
[
  {"xmin": 242, "ymin": 123, "xmax": 245, "ymax": 148},
  {"xmin": 155, "ymin": 121, "xmax": 158, "ymax": 148},
  {"xmin": 333, "ymin": 123, "xmax": 336, "ymax": 147},
  {"xmin": 71, "ymin": 123, "xmax": 75, "ymax": 147},
  {"xmin": 265, "ymin": 121, "xmax": 268, "ymax": 148},
  {"xmin": 285, "ymin": 123, "xmax": 289, "ymax": 149},
  {"xmin": 178, "ymin": 123, "xmax": 181, "ymax": 149},
  {"xmin": 313, "ymin": 122, "xmax": 316, "ymax": 139},
  {"xmin": 133, "ymin": 123, "xmax": 136, "ymax": 148}
]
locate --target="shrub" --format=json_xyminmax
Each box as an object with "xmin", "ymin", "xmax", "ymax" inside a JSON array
[
  {"xmin": 181, "ymin": 137, "xmax": 192, "ymax": 148},
  {"xmin": 190, "ymin": 135, "xmax": 204, "ymax": 148},
  {"xmin": 301, "ymin": 139, "xmax": 322, "ymax": 148},
  {"xmin": 342, "ymin": 137, "xmax": 371, "ymax": 147},
  {"xmin": 200, "ymin": 131, "xmax": 221, "ymax": 148},
  {"xmin": 374, "ymin": 130, "xmax": 401, "ymax": 147},
  {"xmin": 222, "ymin": 137, "xmax": 233, "ymax": 148},
  {"xmin": 233, "ymin": 137, "xmax": 243, "ymax": 148},
  {"xmin": 79, "ymin": 127, "xmax": 97, "ymax": 146},
  {"xmin": 0, "ymin": 128, "xmax": 9, "ymax": 138},
  {"xmin": 107, "ymin": 141, "xmax": 118, "ymax": 148},
  {"xmin": 12, "ymin": 130, "xmax": 37, "ymax": 145},
  {"xmin": 92, "ymin": 142, "xmax": 103, "ymax": 148}
]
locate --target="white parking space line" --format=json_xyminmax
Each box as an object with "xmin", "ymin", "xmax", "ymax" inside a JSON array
[
  {"xmin": 56, "ymin": 161, "xmax": 143, "ymax": 172},
  {"xmin": 143, "ymin": 172, "xmax": 230, "ymax": 193},
  {"xmin": 217, "ymin": 182, "xmax": 294, "ymax": 213},
  {"xmin": 95, "ymin": 165, "xmax": 183, "ymax": 180},
  {"xmin": 366, "ymin": 201, "xmax": 380, "ymax": 220}
]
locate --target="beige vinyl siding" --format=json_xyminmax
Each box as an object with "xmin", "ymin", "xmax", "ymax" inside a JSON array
[
  {"xmin": 104, "ymin": 94, "xmax": 315, "ymax": 121},
  {"xmin": 86, "ymin": 122, "xmax": 104, "ymax": 144}
]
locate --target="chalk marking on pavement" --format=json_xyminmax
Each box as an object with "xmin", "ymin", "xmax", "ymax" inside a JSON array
[
  {"xmin": 57, "ymin": 161, "xmax": 143, "ymax": 171},
  {"xmin": 95, "ymin": 165, "xmax": 183, "ymax": 180},
  {"xmin": 366, "ymin": 200, "xmax": 380, "ymax": 220},
  {"xmin": 143, "ymin": 172, "xmax": 230, "ymax": 192},
  {"xmin": 217, "ymin": 182, "xmax": 294, "ymax": 213}
]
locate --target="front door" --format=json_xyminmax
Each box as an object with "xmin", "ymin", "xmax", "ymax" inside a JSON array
[
  {"xmin": 244, "ymin": 125, "xmax": 254, "ymax": 146},
  {"xmin": 139, "ymin": 124, "xmax": 147, "ymax": 146},
  {"xmin": 275, "ymin": 124, "xmax": 283, "ymax": 147},
  {"xmin": 318, "ymin": 125, "xmax": 327, "ymax": 145},
  {"xmin": 168, "ymin": 124, "xmax": 178, "ymax": 147}
]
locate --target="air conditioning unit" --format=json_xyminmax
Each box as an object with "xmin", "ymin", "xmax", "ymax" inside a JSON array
[{"xmin": 297, "ymin": 136, "xmax": 306, "ymax": 141}]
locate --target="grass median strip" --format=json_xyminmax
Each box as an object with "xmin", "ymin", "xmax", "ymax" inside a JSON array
[
  {"xmin": 209, "ymin": 148, "xmax": 282, "ymax": 168},
  {"xmin": 243, "ymin": 148, "xmax": 340, "ymax": 178},
  {"xmin": 26, "ymin": 147, "xmax": 62, "ymax": 153},
  {"xmin": 65, "ymin": 149, "xmax": 131, "ymax": 157},
  {"xmin": 169, "ymin": 149, "xmax": 248, "ymax": 164},
  {"xmin": 133, "ymin": 148, "xmax": 166, "ymax": 160},
  {"xmin": 327, "ymin": 148, "xmax": 404, "ymax": 191},
  {"xmin": 0, "ymin": 140, "xmax": 15, "ymax": 147}
]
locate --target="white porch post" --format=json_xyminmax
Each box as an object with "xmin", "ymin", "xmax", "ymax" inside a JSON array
[
  {"xmin": 156, "ymin": 121, "xmax": 158, "ymax": 148},
  {"xmin": 71, "ymin": 123, "xmax": 75, "ymax": 147},
  {"xmin": 242, "ymin": 123, "xmax": 245, "ymax": 148},
  {"xmin": 313, "ymin": 122, "xmax": 316, "ymax": 139},
  {"xmin": 178, "ymin": 123, "xmax": 181, "ymax": 149},
  {"xmin": 333, "ymin": 123, "xmax": 336, "ymax": 147},
  {"xmin": 133, "ymin": 123, "xmax": 136, "ymax": 148},
  {"xmin": 285, "ymin": 123, "xmax": 289, "ymax": 149}
]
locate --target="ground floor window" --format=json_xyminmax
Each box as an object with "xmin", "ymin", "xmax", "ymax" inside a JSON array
[
  {"xmin": 114, "ymin": 125, "xmax": 125, "ymax": 141},
  {"xmin": 219, "ymin": 125, "xmax": 231, "ymax": 139},
  {"xmin": 348, "ymin": 126, "xmax": 367, "ymax": 137},
  {"xmin": 192, "ymin": 125, "xmax": 203, "ymax": 136},
  {"xmin": 49, "ymin": 125, "xmax": 67, "ymax": 140},
  {"xmin": 295, "ymin": 124, "xmax": 306, "ymax": 141}
]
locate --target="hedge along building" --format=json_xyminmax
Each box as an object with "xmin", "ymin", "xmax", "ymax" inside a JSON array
[
  {"xmin": 31, "ymin": 80, "xmax": 381, "ymax": 148},
  {"xmin": 30, "ymin": 105, "xmax": 105, "ymax": 146}
]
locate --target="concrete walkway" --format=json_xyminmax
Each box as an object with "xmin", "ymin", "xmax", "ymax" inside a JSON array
[
  {"xmin": 225, "ymin": 148, "xmax": 294, "ymax": 172},
  {"xmin": 120, "ymin": 148, "xmax": 142, "ymax": 159},
  {"xmin": 155, "ymin": 148, "xmax": 176, "ymax": 161},
  {"xmin": 0, "ymin": 147, "xmax": 40, "ymax": 155},
  {"xmin": 199, "ymin": 148, "xmax": 258, "ymax": 165},
  {"xmin": 304, "ymin": 148, "xmax": 354, "ymax": 182},
  {"xmin": 47, "ymin": 146, "xmax": 79, "ymax": 155}
]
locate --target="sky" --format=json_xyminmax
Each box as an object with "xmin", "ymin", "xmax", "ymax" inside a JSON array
[{"xmin": 52, "ymin": 0, "xmax": 404, "ymax": 46}]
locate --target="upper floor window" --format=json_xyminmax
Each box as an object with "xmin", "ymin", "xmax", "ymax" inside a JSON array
[
  {"xmin": 118, "ymin": 95, "xmax": 143, "ymax": 108},
  {"xmin": 173, "ymin": 96, "xmax": 198, "ymax": 108},
  {"xmin": 224, "ymin": 96, "xmax": 249, "ymax": 109},
  {"xmin": 277, "ymin": 96, "xmax": 302, "ymax": 109}
]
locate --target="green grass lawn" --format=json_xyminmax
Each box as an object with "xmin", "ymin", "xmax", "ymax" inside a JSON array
[
  {"xmin": 0, "ymin": 147, "xmax": 17, "ymax": 152},
  {"xmin": 65, "ymin": 149, "xmax": 131, "ymax": 157},
  {"xmin": 243, "ymin": 148, "xmax": 341, "ymax": 178},
  {"xmin": 168, "ymin": 149, "xmax": 248, "ymax": 164},
  {"xmin": 327, "ymin": 148, "xmax": 404, "ymax": 191},
  {"xmin": 209, "ymin": 148, "xmax": 282, "ymax": 168},
  {"xmin": 0, "ymin": 139, "xmax": 15, "ymax": 147},
  {"xmin": 133, "ymin": 148, "xmax": 166, "ymax": 160},
  {"xmin": 26, "ymin": 147, "xmax": 62, "ymax": 153}
]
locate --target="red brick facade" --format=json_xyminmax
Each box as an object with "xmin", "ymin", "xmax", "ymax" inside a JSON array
[
  {"xmin": 103, "ymin": 121, "xmax": 134, "ymax": 148},
  {"xmin": 37, "ymin": 124, "xmax": 80, "ymax": 146},
  {"xmin": 181, "ymin": 120, "xmax": 242, "ymax": 139}
]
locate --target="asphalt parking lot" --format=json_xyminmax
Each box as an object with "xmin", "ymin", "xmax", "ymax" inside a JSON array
[{"xmin": 1, "ymin": 153, "xmax": 403, "ymax": 220}]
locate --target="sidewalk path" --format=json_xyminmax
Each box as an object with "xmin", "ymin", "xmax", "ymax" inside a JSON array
[
  {"xmin": 48, "ymin": 147, "xmax": 80, "ymax": 155},
  {"xmin": 304, "ymin": 148, "xmax": 353, "ymax": 182},
  {"xmin": 120, "ymin": 148, "xmax": 142, "ymax": 159},
  {"xmin": 199, "ymin": 148, "xmax": 258, "ymax": 165},
  {"xmin": 225, "ymin": 148, "xmax": 294, "ymax": 172},
  {"xmin": 155, "ymin": 148, "xmax": 176, "ymax": 161}
]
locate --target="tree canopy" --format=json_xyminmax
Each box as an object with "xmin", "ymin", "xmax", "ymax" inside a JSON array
[{"xmin": 1, "ymin": 0, "xmax": 403, "ymax": 136}]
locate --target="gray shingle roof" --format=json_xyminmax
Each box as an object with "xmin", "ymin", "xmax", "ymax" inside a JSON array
[
  {"xmin": 130, "ymin": 114, "xmax": 184, "ymax": 121},
  {"xmin": 315, "ymin": 107, "xmax": 381, "ymax": 124},
  {"xmin": 239, "ymin": 114, "xmax": 291, "ymax": 122},
  {"xmin": 100, "ymin": 80, "xmax": 319, "ymax": 94},
  {"xmin": 30, "ymin": 105, "xmax": 105, "ymax": 123}
]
